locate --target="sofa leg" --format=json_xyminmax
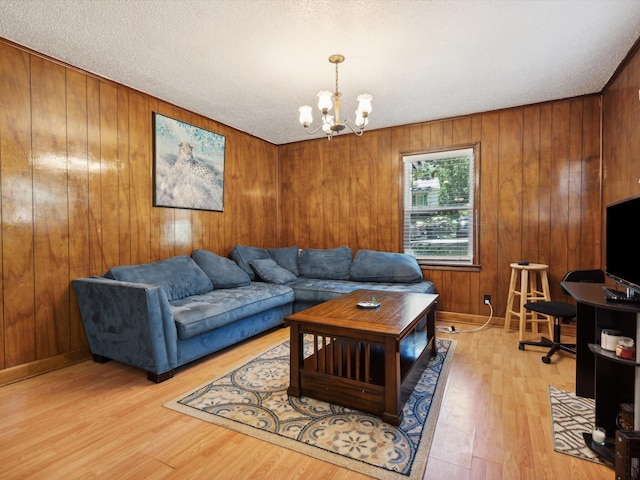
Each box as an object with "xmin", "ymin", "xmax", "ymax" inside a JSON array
[
  {"xmin": 92, "ymin": 354, "xmax": 110, "ymax": 363},
  {"xmin": 148, "ymin": 370, "xmax": 174, "ymax": 383}
]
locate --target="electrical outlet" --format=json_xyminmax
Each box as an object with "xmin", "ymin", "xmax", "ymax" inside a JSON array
[{"xmin": 483, "ymin": 294, "xmax": 491, "ymax": 305}]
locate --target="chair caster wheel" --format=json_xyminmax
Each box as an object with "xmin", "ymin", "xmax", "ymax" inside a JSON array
[
  {"xmin": 542, "ymin": 356, "xmax": 551, "ymax": 364},
  {"xmin": 518, "ymin": 343, "xmax": 525, "ymax": 350}
]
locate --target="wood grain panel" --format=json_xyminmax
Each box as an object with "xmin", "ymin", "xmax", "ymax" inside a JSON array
[
  {"xmin": 497, "ymin": 109, "xmax": 524, "ymax": 312},
  {"xmin": 31, "ymin": 56, "xmax": 70, "ymax": 359},
  {"xmin": 87, "ymin": 76, "xmax": 104, "ymax": 275},
  {"xmin": 479, "ymin": 112, "xmax": 500, "ymax": 314},
  {"xmin": 117, "ymin": 88, "xmax": 132, "ymax": 266},
  {"xmin": 0, "ymin": 43, "xmax": 35, "ymax": 367},
  {"xmin": 66, "ymin": 68, "xmax": 90, "ymax": 352}
]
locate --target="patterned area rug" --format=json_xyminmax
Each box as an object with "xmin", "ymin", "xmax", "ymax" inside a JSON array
[
  {"xmin": 548, "ymin": 386, "xmax": 609, "ymax": 466},
  {"xmin": 165, "ymin": 337, "xmax": 455, "ymax": 480}
]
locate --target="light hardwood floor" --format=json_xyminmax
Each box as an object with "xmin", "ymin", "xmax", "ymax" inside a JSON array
[{"xmin": 0, "ymin": 320, "xmax": 612, "ymax": 479}]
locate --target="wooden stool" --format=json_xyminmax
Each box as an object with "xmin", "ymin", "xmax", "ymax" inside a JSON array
[{"xmin": 504, "ymin": 262, "xmax": 553, "ymax": 342}]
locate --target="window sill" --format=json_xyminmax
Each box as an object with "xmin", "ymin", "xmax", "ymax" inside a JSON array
[{"xmin": 418, "ymin": 262, "xmax": 481, "ymax": 272}]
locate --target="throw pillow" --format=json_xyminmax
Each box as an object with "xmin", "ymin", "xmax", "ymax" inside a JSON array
[
  {"xmin": 298, "ymin": 246, "xmax": 352, "ymax": 280},
  {"xmin": 267, "ymin": 246, "xmax": 299, "ymax": 276},
  {"xmin": 250, "ymin": 258, "xmax": 297, "ymax": 285},
  {"xmin": 229, "ymin": 245, "xmax": 270, "ymax": 280},
  {"xmin": 191, "ymin": 249, "xmax": 251, "ymax": 289},
  {"xmin": 349, "ymin": 249, "xmax": 423, "ymax": 283},
  {"xmin": 105, "ymin": 255, "xmax": 213, "ymax": 301}
]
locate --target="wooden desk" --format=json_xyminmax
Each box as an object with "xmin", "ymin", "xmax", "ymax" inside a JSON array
[{"xmin": 562, "ymin": 281, "xmax": 640, "ymax": 460}]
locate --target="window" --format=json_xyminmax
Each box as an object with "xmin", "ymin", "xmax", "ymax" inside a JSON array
[{"xmin": 403, "ymin": 146, "xmax": 476, "ymax": 265}]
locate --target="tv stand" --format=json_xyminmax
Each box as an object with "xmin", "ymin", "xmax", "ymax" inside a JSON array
[{"xmin": 562, "ymin": 281, "xmax": 640, "ymax": 463}]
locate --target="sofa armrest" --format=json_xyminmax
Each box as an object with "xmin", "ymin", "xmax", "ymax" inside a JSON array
[{"xmin": 72, "ymin": 277, "xmax": 178, "ymax": 377}]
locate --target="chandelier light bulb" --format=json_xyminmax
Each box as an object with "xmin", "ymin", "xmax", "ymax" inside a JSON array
[
  {"xmin": 298, "ymin": 106, "xmax": 313, "ymax": 127},
  {"xmin": 357, "ymin": 94, "xmax": 373, "ymax": 115},
  {"xmin": 299, "ymin": 55, "xmax": 372, "ymax": 139},
  {"xmin": 317, "ymin": 91, "xmax": 333, "ymax": 113}
]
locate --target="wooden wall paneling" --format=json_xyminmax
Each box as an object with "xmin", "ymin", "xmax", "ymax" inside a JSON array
[
  {"xmin": 128, "ymin": 92, "xmax": 152, "ymax": 265},
  {"xmin": 625, "ymin": 51, "xmax": 640, "ymax": 197},
  {"xmin": 335, "ymin": 138, "xmax": 351, "ymax": 249},
  {"xmin": 579, "ymin": 96, "xmax": 602, "ymax": 269},
  {"xmin": 522, "ymin": 106, "xmax": 541, "ymax": 264},
  {"xmin": 87, "ymin": 77, "xmax": 104, "ymax": 275},
  {"xmin": 497, "ymin": 109, "xmax": 524, "ymax": 314},
  {"xmin": 409, "ymin": 124, "xmax": 422, "ymax": 150},
  {"xmin": 376, "ymin": 130, "xmax": 394, "ymax": 252},
  {"xmin": 0, "ymin": 44, "xmax": 35, "ymax": 367},
  {"xmin": 321, "ymin": 139, "xmax": 338, "ymax": 247},
  {"xmin": 548, "ymin": 101, "xmax": 571, "ymax": 293},
  {"xmin": 297, "ymin": 141, "xmax": 312, "ymax": 248},
  {"xmin": 276, "ymin": 144, "xmax": 294, "ymax": 247},
  {"xmin": 347, "ymin": 136, "xmax": 359, "ymax": 250},
  {"xmin": 117, "ymin": 87, "xmax": 132, "ymax": 266},
  {"xmin": 354, "ymin": 135, "xmax": 374, "ymax": 252},
  {"xmin": 253, "ymin": 134, "xmax": 277, "ymax": 247},
  {"xmin": 537, "ymin": 104, "xmax": 553, "ymax": 278},
  {"xmin": 147, "ymin": 98, "xmax": 161, "ymax": 262},
  {"xmin": 430, "ymin": 121, "xmax": 445, "ymax": 147},
  {"xmin": 567, "ymin": 99, "xmax": 585, "ymax": 280},
  {"xmin": 31, "ymin": 56, "xmax": 70, "ymax": 358},
  {"xmin": 469, "ymin": 116, "xmax": 483, "ymax": 315},
  {"xmin": 99, "ymin": 82, "xmax": 120, "ymax": 270},
  {"xmin": 603, "ymin": 65, "xmax": 629, "ymax": 207},
  {"xmin": 452, "ymin": 117, "xmax": 473, "ymax": 145},
  {"xmin": 479, "ymin": 112, "xmax": 501, "ymax": 315},
  {"xmin": 307, "ymin": 139, "xmax": 323, "ymax": 248},
  {"xmin": 66, "ymin": 68, "xmax": 90, "ymax": 351}
]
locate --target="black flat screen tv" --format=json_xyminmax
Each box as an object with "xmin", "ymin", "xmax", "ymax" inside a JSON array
[{"xmin": 606, "ymin": 194, "xmax": 640, "ymax": 296}]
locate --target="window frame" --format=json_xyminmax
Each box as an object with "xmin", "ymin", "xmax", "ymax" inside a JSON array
[{"xmin": 401, "ymin": 143, "xmax": 480, "ymax": 267}]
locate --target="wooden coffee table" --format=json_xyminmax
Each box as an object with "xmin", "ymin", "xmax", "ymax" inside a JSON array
[{"xmin": 286, "ymin": 289, "xmax": 439, "ymax": 425}]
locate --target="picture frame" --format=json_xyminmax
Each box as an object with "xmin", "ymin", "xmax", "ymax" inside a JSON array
[{"xmin": 152, "ymin": 112, "xmax": 225, "ymax": 212}]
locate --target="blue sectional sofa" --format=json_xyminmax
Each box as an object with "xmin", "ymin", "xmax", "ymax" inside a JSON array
[{"xmin": 73, "ymin": 246, "xmax": 436, "ymax": 382}]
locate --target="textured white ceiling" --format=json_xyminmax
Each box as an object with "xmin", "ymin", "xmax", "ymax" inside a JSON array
[{"xmin": 1, "ymin": 0, "xmax": 639, "ymax": 145}]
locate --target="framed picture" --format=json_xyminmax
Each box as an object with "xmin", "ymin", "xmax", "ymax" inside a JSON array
[{"xmin": 153, "ymin": 112, "xmax": 225, "ymax": 211}]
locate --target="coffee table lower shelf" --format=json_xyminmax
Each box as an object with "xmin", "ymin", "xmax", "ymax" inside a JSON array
[{"xmin": 289, "ymin": 329, "xmax": 434, "ymax": 424}]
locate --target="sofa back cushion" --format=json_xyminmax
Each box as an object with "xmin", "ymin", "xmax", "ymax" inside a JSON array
[
  {"xmin": 192, "ymin": 249, "xmax": 251, "ymax": 289},
  {"xmin": 251, "ymin": 258, "xmax": 297, "ymax": 284},
  {"xmin": 229, "ymin": 245, "xmax": 270, "ymax": 280},
  {"xmin": 299, "ymin": 247, "xmax": 352, "ymax": 280},
  {"xmin": 349, "ymin": 249, "xmax": 423, "ymax": 283},
  {"xmin": 105, "ymin": 255, "xmax": 213, "ymax": 301},
  {"xmin": 267, "ymin": 246, "xmax": 299, "ymax": 276}
]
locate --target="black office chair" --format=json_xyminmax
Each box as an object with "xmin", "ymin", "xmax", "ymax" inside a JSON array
[{"xmin": 519, "ymin": 269, "xmax": 604, "ymax": 364}]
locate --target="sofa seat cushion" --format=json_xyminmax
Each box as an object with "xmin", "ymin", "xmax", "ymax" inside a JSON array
[
  {"xmin": 298, "ymin": 246, "xmax": 352, "ymax": 280},
  {"xmin": 350, "ymin": 249, "xmax": 423, "ymax": 283},
  {"xmin": 105, "ymin": 255, "xmax": 212, "ymax": 301},
  {"xmin": 170, "ymin": 282, "xmax": 294, "ymax": 340},
  {"xmin": 291, "ymin": 278, "xmax": 436, "ymax": 304}
]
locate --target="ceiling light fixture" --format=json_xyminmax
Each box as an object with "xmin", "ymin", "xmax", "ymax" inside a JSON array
[{"xmin": 298, "ymin": 54, "xmax": 372, "ymax": 140}]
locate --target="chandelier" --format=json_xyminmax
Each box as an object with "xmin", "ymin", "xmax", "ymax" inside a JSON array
[{"xmin": 298, "ymin": 54, "xmax": 372, "ymax": 140}]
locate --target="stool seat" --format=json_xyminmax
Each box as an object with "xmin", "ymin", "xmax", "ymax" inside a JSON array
[{"xmin": 504, "ymin": 262, "xmax": 552, "ymax": 343}]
